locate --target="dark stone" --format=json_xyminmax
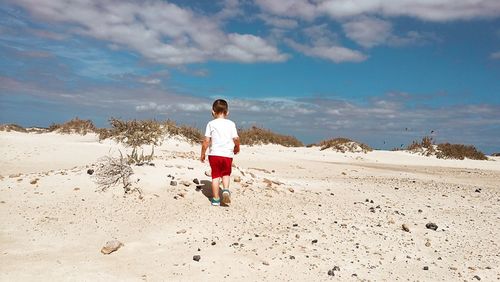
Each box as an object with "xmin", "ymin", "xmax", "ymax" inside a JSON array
[
  {"xmin": 425, "ymin": 223, "xmax": 438, "ymax": 231},
  {"xmin": 292, "ymin": 223, "xmax": 298, "ymax": 227},
  {"xmin": 423, "ymin": 266, "xmax": 429, "ymax": 270},
  {"xmin": 473, "ymin": 275, "xmax": 481, "ymax": 280},
  {"xmin": 475, "ymin": 188, "xmax": 481, "ymax": 193},
  {"xmin": 211, "ymin": 241, "xmax": 216, "ymax": 246},
  {"xmin": 289, "ymin": 255, "xmax": 295, "ymax": 259},
  {"xmin": 370, "ymin": 200, "xmax": 374, "ymax": 203},
  {"xmin": 170, "ymin": 180, "xmax": 177, "ymax": 186},
  {"xmin": 328, "ymin": 266, "xmax": 340, "ymax": 276},
  {"xmin": 87, "ymin": 169, "xmax": 94, "ymax": 175},
  {"xmin": 193, "ymin": 255, "xmax": 201, "ymax": 262},
  {"xmin": 312, "ymin": 239, "xmax": 318, "ymax": 244},
  {"xmin": 193, "ymin": 178, "xmax": 200, "ymax": 185}
]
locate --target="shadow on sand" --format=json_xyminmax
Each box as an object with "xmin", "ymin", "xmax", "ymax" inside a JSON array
[{"xmin": 198, "ymin": 179, "xmax": 228, "ymax": 207}]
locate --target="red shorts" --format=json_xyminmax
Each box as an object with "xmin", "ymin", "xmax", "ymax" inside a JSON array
[{"xmin": 208, "ymin": 156, "xmax": 233, "ymax": 179}]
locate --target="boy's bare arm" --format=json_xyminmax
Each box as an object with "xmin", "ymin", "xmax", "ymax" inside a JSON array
[
  {"xmin": 200, "ymin": 137, "xmax": 211, "ymax": 162},
  {"xmin": 233, "ymin": 137, "xmax": 240, "ymax": 155}
]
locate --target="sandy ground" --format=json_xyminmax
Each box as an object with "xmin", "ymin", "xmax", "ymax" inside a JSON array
[{"xmin": 0, "ymin": 131, "xmax": 499, "ymax": 281}]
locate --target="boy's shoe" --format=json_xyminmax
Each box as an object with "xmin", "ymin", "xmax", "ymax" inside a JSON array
[
  {"xmin": 211, "ymin": 198, "xmax": 220, "ymax": 206},
  {"xmin": 221, "ymin": 189, "xmax": 231, "ymax": 205}
]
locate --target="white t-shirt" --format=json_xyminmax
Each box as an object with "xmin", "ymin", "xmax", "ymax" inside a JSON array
[{"xmin": 205, "ymin": 118, "xmax": 238, "ymax": 158}]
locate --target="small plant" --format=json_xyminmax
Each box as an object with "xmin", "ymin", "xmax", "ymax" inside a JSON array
[
  {"xmin": 93, "ymin": 152, "xmax": 135, "ymax": 193},
  {"xmin": 48, "ymin": 117, "xmax": 96, "ymax": 135},
  {"xmin": 317, "ymin": 137, "xmax": 372, "ymax": 153},
  {"xmin": 239, "ymin": 126, "xmax": 303, "ymax": 147},
  {"xmin": 436, "ymin": 143, "xmax": 487, "ymax": 160}
]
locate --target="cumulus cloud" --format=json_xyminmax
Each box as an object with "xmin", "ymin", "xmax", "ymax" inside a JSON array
[
  {"xmin": 285, "ymin": 24, "xmax": 367, "ymax": 62},
  {"xmin": 342, "ymin": 17, "xmax": 392, "ymax": 48},
  {"xmin": 12, "ymin": 0, "xmax": 287, "ymax": 65},
  {"xmin": 258, "ymin": 14, "xmax": 299, "ymax": 29},
  {"xmin": 287, "ymin": 40, "xmax": 368, "ymax": 62},
  {"xmin": 342, "ymin": 16, "xmax": 438, "ymax": 48},
  {"xmin": 256, "ymin": 0, "xmax": 500, "ymax": 21}
]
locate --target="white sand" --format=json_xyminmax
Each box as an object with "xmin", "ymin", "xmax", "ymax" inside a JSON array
[{"xmin": 1, "ymin": 131, "xmax": 499, "ymax": 281}]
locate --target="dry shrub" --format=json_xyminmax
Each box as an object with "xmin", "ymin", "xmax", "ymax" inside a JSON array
[
  {"xmin": 162, "ymin": 120, "xmax": 203, "ymax": 143},
  {"xmin": 436, "ymin": 143, "xmax": 487, "ymax": 160},
  {"xmin": 93, "ymin": 153, "xmax": 136, "ymax": 194},
  {"xmin": 0, "ymin": 124, "xmax": 27, "ymax": 133},
  {"xmin": 317, "ymin": 137, "xmax": 372, "ymax": 153},
  {"xmin": 102, "ymin": 118, "xmax": 163, "ymax": 164},
  {"xmin": 239, "ymin": 126, "xmax": 303, "ymax": 147},
  {"xmin": 49, "ymin": 117, "xmax": 96, "ymax": 135},
  {"xmin": 407, "ymin": 136, "xmax": 435, "ymax": 156}
]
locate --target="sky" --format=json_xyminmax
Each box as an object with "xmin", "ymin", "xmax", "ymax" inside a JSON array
[{"xmin": 1, "ymin": 0, "xmax": 500, "ymax": 153}]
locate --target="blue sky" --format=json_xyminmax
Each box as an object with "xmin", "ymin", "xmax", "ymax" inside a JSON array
[{"xmin": 1, "ymin": 0, "xmax": 500, "ymax": 153}]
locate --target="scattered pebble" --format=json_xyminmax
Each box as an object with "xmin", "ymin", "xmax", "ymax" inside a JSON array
[
  {"xmin": 402, "ymin": 224, "xmax": 410, "ymax": 232},
  {"xmin": 425, "ymin": 223, "xmax": 438, "ymax": 231},
  {"xmin": 87, "ymin": 169, "xmax": 94, "ymax": 175},
  {"xmin": 170, "ymin": 180, "xmax": 177, "ymax": 186},
  {"xmin": 193, "ymin": 255, "xmax": 201, "ymax": 262},
  {"xmin": 101, "ymin": 240, "xmax": 124, "ymax": 255}
]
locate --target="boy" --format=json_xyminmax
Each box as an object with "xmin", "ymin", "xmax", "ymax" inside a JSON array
[{"xmin": 200, "ymin": 99, "xmax": 240, "ymax": 206}]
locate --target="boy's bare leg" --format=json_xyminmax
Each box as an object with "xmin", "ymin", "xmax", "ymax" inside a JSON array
[
  {"xmin": 222, "ymin": 175, "xmax": 230, "ymax": 189},
  {"xmin": 212, "ymin": 178, "xmax": 220, "ymax": 200},
  {"xmin": 221, "ymin": 175, "xmax": 231, "ymax": 204}
]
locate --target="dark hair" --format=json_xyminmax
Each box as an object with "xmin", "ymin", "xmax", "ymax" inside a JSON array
[{"xmin": 212, "ymin": 99, "xmax": 228, "ymax": 115}]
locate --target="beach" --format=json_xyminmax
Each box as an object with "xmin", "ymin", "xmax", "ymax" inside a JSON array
[{"xmin": 1, "ymin": 131, "xmax": 499, "ymax": 281}]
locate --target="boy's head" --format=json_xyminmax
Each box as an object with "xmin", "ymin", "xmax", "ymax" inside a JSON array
[{"xmin": 212, "ymin": 99, "xmax": 229, "ymax": 116}]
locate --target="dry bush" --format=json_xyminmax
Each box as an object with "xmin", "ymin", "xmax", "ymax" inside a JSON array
[
  {"xmin": 436, "ymin": 143, "xmax": 487, "ymax": 160},
  {"xmin": 406, "ymin": 136, "xmax": 435, "ymax": 156},
  {"xmin": 93, "ymin": 153, "xmax": 136, "ymax": 193},
  {"xmin": 0, "ymin": 124, "xmax": 27, "ymax": 133},
  {"xmin": 162, "ymin": 120, "xmax": 203, "ymax": 143},
  {"xmin": 238, "ymin": 126, "xmax": 303, "ymax": 147},
  {"xmin": 102, "ymin": 118, "xmax": 163, "ymax": 164},
  {"xmin": 48, "ymin": 117, "xmax": 96, "ymax": 135},
  {"xmin": 317, "ymin": 137, "xmax": 372, "ymax": 153}
]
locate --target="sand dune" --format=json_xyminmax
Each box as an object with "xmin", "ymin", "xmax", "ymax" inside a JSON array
[{"xmin": 0, "ymin": 131, "xmax": 499, "ymax": 281}]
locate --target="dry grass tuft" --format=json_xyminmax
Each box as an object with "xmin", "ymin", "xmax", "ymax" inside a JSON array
[
  {"xmin": 0, "ymin": 124, "xmax": 27, "ymax": 133},
  {"xmin": 162, "ymin": 120, "xmax": 203, "ymax": 144},
  {"xmin": 407, "ymin": 136, "xmax": 487, "ymax": 160},
  {"xmin": 317, "ymin": 137, "xmax": 372, "ymax": 153},
  {"xmin": 239, "ymin": 126, "xmax": 303, "ymax": 147},
  {"xmin": 406, "ymin": 136, "xmax": 435, "ymax": 156},
  {"xmin": 435, "ymin": 143, "xmax": 487, "ymax": 160},
  {"xmin": 48, "ymin": 117, "xmax": 96, "ymax": 135}
]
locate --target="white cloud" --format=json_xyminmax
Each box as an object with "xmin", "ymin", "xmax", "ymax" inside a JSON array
[
  {"xmin": 490, "ymin": 51, "xmax": 500, "ymax": 59},
  {"xmin": 286, "ymin": 39, "xmax": 367, "ymax": 63},
  {"xmin": 258, "ymin": 14, "xmax": 298, "ymax": 29},
  {"xmin": 254, "ymin": 0, "xmax": 318, "ymax": 20},
  {"xmin": 256, "ymin": 0, "xmax": 500, "ymax": 21},
  {"xmin": 13, "ymin": 0, "xmax": 287, "ymax": 65},
  {"xmin": 342, "ymin": 17, "xmax": 392, "ymax": 48}
]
